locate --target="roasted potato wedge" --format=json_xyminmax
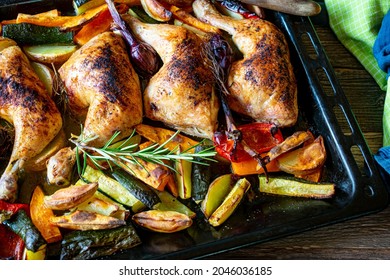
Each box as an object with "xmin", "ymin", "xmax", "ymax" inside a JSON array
[
  {"xmin": 201, "ymin": 174, "xmax": 234, "ymax": 218},
  {"xmin": 132, "ymin": 210, "xmax": 192, "ymax": 233},
  {"xmin": 44, "ymin": 182, "xmax": 98, "ymax": 210},
  {"xmin": 50, "ymin": 210, "xmax": 126, "ymax": 230},
  {"xmin": 141, "ymin": 0, "xmax": 172, "ymax": 22},
  {"xmin": 23, "ymin": 44, "xmax": 78, "ymax": 65},
  {"xmin": 276, "ymin": 136, "xmax": 326, "ymax": 176},
  {"xmin": 208, "ymin": 178, "xmax": 251, "ymax": 227},
  {"xmin": 170, "ymin": 6, "xmax": 220, "ymax": 34},
  {"xmin": 267, "ymin": 131, "xmax": 313, "ymax": 161}
]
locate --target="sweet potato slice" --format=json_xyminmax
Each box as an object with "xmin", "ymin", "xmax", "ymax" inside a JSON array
[
  {"xmin": 120, "ymin": 159, "xmax": 172, "ymax": 191},
  {"xmin": 231, "ymin": 153, "xmax": 280, "ymax": 176},
  {"xmin": 16, "ymin": 4, "xmax": 107, "ymax": 31},
  {"xmin": 135, "ymin": 124, "xmax": 199, "ymax": 152},
  {"xmin": 74, "ymin": 4, "xmax": 128, "ymax": 45},
  {"xmin": 30, "ymin": 186, "xmax": 62, "ymax": 243},
  {"xmin": 170, "ymin": 5, "xmax": 220, "ymax": 34}
]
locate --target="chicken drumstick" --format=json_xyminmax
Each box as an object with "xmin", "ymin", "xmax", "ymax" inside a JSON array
[
  {"xmin": 0, "ymin": 44, "xmax": 62, "ymax": 202},
  {"xmin": 193, "ymin": 0, "xmax": 298, "ymax": 127},
  {"xmin": 59, "ymin": 31, "xmax": 143, "ymax": 147},
  {"xmin": 123, "ymin": 14, "xmax": 220, "ymax": 139}
]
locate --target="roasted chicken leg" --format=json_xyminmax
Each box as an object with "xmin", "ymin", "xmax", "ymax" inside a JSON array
[
  {"xmin": 0, "ymin": 44, "xmax": 62, "ymax": 202},
  {"xmin": 193, "ymin": 0, "xmax": 298, "ymax": 127},
  {"xmin": 123, "ymin": 14, "xmax": 219, "ymax": 139},
  {"xmin": 59, "ymin": 31, "xmax": 143, "ymax": 147}
]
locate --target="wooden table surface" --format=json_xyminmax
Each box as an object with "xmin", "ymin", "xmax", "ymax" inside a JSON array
[{"xmin": 209, "ymin": 14, "xmax": 390, "ymax": 260}]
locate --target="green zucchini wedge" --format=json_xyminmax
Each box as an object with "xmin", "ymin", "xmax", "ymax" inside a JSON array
[
  {"xmin": 112, "ymin": 169, "xmax": 161, "ymax": 210},
  {"xmin": 3, "ymin": 209, "xmax": 46, "ymax": 252},
  {"xmin": 60, "ymin": 223, "xmax": 141, "ymax": 260},
  {"xmin": 191, "ymin": 144, "xmax": 212, "ymax": 203},
  {"xmin": 81, "ymin": 166, "xmax": 145, "ymax": 212},
  {"xmin": 2, "ymin": 23, "xmax": 74, "ymax": 45},
  {"xmin": 259, "ymin": 175, "xmax": 335, "ymax": 199}
]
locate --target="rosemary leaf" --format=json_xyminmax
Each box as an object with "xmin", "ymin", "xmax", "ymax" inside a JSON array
[{"xmin": 71, "ymin": 129, "xmax": 217, "ymax": 178}]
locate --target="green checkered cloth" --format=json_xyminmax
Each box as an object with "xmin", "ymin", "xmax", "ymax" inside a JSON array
[
  {"xmin": 324, "ymin": 0, "xmax": 390, "ymax": 146},
  {"xmin": 386, "ymin": 77, "xmax": 390, "ymax": 146}
]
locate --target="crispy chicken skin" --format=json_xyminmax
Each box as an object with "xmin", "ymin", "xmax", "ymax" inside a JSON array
[
  {"xmin": 0, "ymin": 44, "xmax": 62, "ymax": 202},
  {"xmin": 193, "ymin": 0, "xmax": 298, "ymax": 127},
  {"xmin": 59, "ymin": 31, "xmax": 143, "ymax": 147},
  {"xmin": 123, "ymin": 15, "xmax": 219, "ymax": 139}
]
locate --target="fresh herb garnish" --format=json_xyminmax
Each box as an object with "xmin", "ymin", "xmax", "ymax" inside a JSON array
[{"xmin": 70, "ymin": 129, "xmax": 217, "ymax": 178}]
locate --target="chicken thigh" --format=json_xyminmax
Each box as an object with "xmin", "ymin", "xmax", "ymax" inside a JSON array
[
  {"xmin": 123, "ymin": 14, "xmax": 219, "ymax": 139},
  {"xmin": 0, "ymin": 44, "xmax": 62, "ymax": 202},
  {"xmin": 193, "ymin": 0, "xmax": 298, "ymax": 127},
  {"xmin": 59, "ymin": 31, "xmax": 143, "ymax": 147}
]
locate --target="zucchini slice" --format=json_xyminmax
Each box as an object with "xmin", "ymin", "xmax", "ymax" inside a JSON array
[
  {"xmin": 259, "ymin": 175, "xmax": 335, "ymax": 199},
  {"xmin": 175, "ymin": 150, "xmax": 192, "ymax": 200},
  {"xmin": 81, "ymin": 165, "xmax": 145, "ymax": 212},
  {"xmin": 60, "ymin": 223, "xmax": 141, "ymax": 260},
  {"xmin": 129, "ymin": 6, "xmax": 160, "ymax": 24},
  {"xmin": 112, "ymin": 169, "xmax": 161, "ymax": 210},
  {"xmin": 191, "ymin": 144, "xmax": 212, "ymax": 203},
  {"xmin": 2, "ymin": 23, "xmax": 74, "ymax": 45},
  {"xmin": 3, "ymin": 209, "xmax": 46, "ymax": 252}
]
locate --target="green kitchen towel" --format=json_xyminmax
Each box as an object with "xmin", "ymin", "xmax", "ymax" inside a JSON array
[
  {"xmin": 325, "ymin": 0, "xmax": 389, "ymax": 90},
  {"xmin": 324, "ymin": 0, "xmax": 390, "ymax": 145}
]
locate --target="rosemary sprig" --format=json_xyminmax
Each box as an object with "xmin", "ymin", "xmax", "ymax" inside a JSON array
[{"xmin": 70, "ymin": 129, "xmax": 217, "ymax": 178}]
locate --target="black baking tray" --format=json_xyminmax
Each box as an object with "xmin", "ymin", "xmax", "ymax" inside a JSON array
[
  {"xmin": 1, "ymin": 1, "xmax": 389, "ymax": 259},
  {"xmin": 107, "ymin": 11, "xmax": 389, "ymax": 259},
  {"xmin": 106, "ymin": 12, "xmax": 389, "ymax": 260}
]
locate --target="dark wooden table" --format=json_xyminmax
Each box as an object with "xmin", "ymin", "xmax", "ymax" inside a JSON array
[{"xmin": 210, "ymin": 16, "xmax": 390, "ymax": 260}]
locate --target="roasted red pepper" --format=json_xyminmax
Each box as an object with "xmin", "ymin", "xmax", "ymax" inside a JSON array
[
  {"xmin": 213, "ymin": 122, "xmax": 284, "ymax": 162},
  {"xmin": 0, "ymin": 200, "xmax": 29, "ymax": 260}
]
